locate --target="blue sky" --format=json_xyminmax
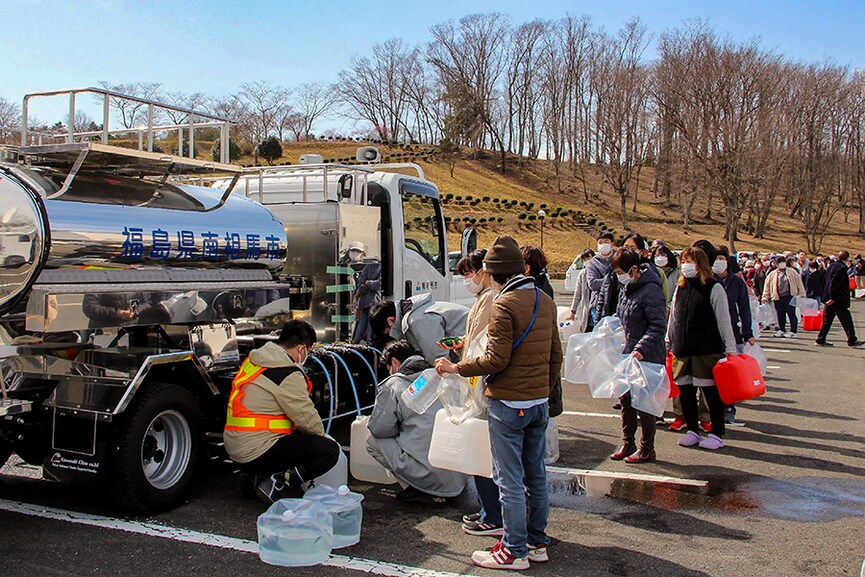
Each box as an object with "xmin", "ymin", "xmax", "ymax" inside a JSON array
[{"xmin": 3, "ymin": 0, "xmax": 864, "ymax": 129}]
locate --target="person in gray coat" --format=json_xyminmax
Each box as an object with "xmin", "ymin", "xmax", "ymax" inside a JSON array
[
  {"xmin": 369, "ymin": 295, "xmax": 469, "ymax": 364},
  {"xmin": 367, "ymin": 340, "xmax": 467, "ymax": 502},
  {"xmin": 352, "ymin": 254, "xmax": 382, "ymax": 344},
  {"xmin": 586, "ymin": 231, "xmax": 615, "ymax": 329}
]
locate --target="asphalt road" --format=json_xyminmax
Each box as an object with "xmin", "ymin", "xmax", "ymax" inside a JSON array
[{"xmin": 2, "ymin": 287, "xmax": 865, "ymax": 577}]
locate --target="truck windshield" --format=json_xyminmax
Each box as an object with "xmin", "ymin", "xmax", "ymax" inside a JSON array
[{"xmin": 402, "ymin": 192, "xmax": 444, "ymax": 275}]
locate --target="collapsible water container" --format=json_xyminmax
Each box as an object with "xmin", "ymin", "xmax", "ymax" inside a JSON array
[
  {"xmin": 303, "ymin": 484, "xmax": 364, "ymax": 548},
  {"xmin": 797, "ymin": 297, "xmax": 820, "ymax": 317},
  {"xmin": 311, "ymin": 448, "xmax": 348, "ymax": 490},
  {"xmin": 586, "ymin": 350, "xmax": 629, "ymax": 398},
  {"xmin": 665, "ymin": 351, "xmax": 680, "ymax": 398},
  {"xmin": 758, "ymin": 303, "xmax": 777, "ymax": 327},
  {"xmin": 749, "ymin": 296, "xmax": 761, "ymax": 339},
  {"xmin": 803, "ymin": 311, "xmax": 823, "ymax": 331},
  {"xmin": 628, "ymin": 360, "xmax": 671, "ymax": 418},
  {"xmin": 349, "ymin": 417, "xmax": 397, "ymax": 485},
  {"xmin": 560, "ymin": 320, "xmax": 579, "ymax": 344},
  {"xmin": 428, "ymin": 408, "xmax": 492, "ymax": 477},
  {"xmin": 713, "ymin": 354, "xmax": 766, "ymax": 404},
  {"xmin": 564, "ymin": 332, "xmax": 595, "ymax": 384},
  {"xmin": 401, "ymin": 368, "xmax": 441, "ymax": 414},
  {"xmin": 544, "ymin": 418, "xmax": 559, "ymax": 465},
  {"xmin": 743, "ymin": 343, "xmax": 768, "ymax": 376},
  {"xmin": 257, "ymin": 499, "xmax": 333, "ymax": 566}
]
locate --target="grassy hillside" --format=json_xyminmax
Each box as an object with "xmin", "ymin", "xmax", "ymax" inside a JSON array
[{"xmin": 146, "ymin": 136, "xmax": 865, "ymax": 274}]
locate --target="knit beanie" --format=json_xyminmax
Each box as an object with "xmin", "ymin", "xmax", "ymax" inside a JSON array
[
  {"xmin": 692, "ymin": 239, "xmax": 718, "ymax": 263},
  {"xmin": 483, "ymin": 235, "xmax": 525, "ymax": 276}
]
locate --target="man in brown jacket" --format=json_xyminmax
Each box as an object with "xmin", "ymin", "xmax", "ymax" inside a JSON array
[{"xmin": 436, "ymin": 235, "xmax": 562, "ymax": 571}]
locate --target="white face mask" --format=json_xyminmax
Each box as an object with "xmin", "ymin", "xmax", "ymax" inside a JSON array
[
  {"xmin": 597, "ymin": 242, "xmax": 613, "ymax": 256},
  {"xmin": 617, "ymin": 272, "xmax": 633, "ymax": 286},
  {"xmin": 654, "ymin": 256, "xmax": 668, "ymax": 268},
  {"xmin": 681, "ymin": 263, "xmax": 698, "ymax": 278},
  {"xmin": 712, "ymin": 260, "xmax": 728, "ymax": 274},
  {"xmin": 777, "ymin": 262, "xmax": 787, "ymax": 270},
  {"xmin": 463, "ymin": 275, "xmax": 484, "ymax": 296}
]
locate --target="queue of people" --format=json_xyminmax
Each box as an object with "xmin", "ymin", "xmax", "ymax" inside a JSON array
[{"xmin": 220, "ymin": 229, "xmax": 862, "ymax": 572}]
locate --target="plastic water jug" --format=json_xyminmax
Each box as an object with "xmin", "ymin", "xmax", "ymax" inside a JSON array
[
  {"xmin": 559, "ymin": 321, "xmax": 579, "ymax": 344},
  {"xmin": 713, "ymin": 354, "xmax": 766, "ymax": 404},
  {"xmin": 850, "ymin": 277, "xmax": 858, "ymax": 290},
  {"xmin": 257, "ymin": 499, "xmax": 333, "ymax": 566},
  {"xmin": 556, "ymin": 306, "xmax": 570, "ymax": 326},
  {"xmin": 428, "ymin": 408, "xmax": 492, "ymax": 477},
  {"xmin": 401, "ymin": 368, "xmax": 441, "ymax": 414},
  {"xmin": 350, "ymin": 417, "xmax": 397, "ymax": 485},
  {"xmin": 310, "ymin": 448, "xmax": 347, "ymax": 490},
  {"xmin": 665, "ymin": 351, "xmax": 680, "ymax": 398},
  {"xmin": 544, "ymin": 419, "xmax": 559, "ymax": 465},
  {"xmin": 303, "ymin": 484, "xmax": 364, "ymax": 548},
  {"xmin": 797, "ymin": 297, "xmax": 820, "ymax": 317},
  {"xmin": 803, "ymin": 311, "xmax": 823, "ymax": 331}
]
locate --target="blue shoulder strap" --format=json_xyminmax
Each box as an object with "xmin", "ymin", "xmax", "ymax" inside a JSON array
[{"xmin": 512, "ymin": 288, "xmax": 540, "ymax": 350}]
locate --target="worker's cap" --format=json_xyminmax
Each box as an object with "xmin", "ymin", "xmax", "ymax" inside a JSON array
[{"xmin": 348, "ymin": 240, "xmax": 365, "ymax": 252}]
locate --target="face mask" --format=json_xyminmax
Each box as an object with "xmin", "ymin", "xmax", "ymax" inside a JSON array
[
  {"xmin": 349, "ymin": 250, "xmax": 362, "ymax": 262},
  {"xmin": 617, "ymin": 272, "xmax": 633, "ymax": 286},
  {"xmin": 762, "ymin": 260, "xmax": 770, "ymax": 266},
  {"xmin": 681, "ymin": 263, "xmax": 698, "ymax": 278},
  {"xmin": 712, "ymin": 260, "xmax": 728, "ymax": 274},
  {"xmin": 464, "ymin": 275, "xmax": 483, "ymax": 295},
  {"xmin": 597, "ymin": 243, "xmax": 613, "ymax": 256},
  {"xmin": 777, "ymin": 262, "xmax": 786, "ymax": 270},
  {"xmin": 654, "ymin": 256, "xmax": 668, "ymax": 268},
  {"xmin": 296, "ymin": 346, "xmax": 309, "ymax": 367}
]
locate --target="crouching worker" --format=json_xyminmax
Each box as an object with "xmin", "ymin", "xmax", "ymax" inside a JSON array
[
  {"xmin": 224, "ymin": 319, "xmax": 340, "ymax": 503},
  {"xmin": 367, "ymin": 339, "xmax": 467, "ymax": 502}
]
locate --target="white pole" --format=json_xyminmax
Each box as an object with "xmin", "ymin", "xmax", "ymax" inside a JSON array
[
  {"xmin": 188, "ymin": 114, "xmax": 194, "ymax": 158},
  {"xmin": 102, "ymin": 94, "xmax": 110, "ymax": 144},
  {"xmin": 147, "ymin": 104, "xmax": 153, "ymax": 152},
  {"xmin": 21, "ymin": 97, "xmax": 28, "ymax": 146},
  {"xmin": 68, "ymin": 93, "xmax": 75, "ymax": 143}
]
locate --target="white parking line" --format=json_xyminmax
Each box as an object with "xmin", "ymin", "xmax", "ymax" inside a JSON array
[
  {"xmin": 767, "ymin": 365, "xmax": 781, "ymax": 369},
  {"xmin": 560, "ymin": 411, "xmax": 620, "ymax": 419},
  {"xmin": 546, "ymin": 466, "xmax": 708, "ymax": 487},
  {"xmin": 0, "ymin": 499, "xmax": 475, "ymax": 577},
  {"xmin": 761, "ymin": 348, "xmax": 792, "ymax": 353}
]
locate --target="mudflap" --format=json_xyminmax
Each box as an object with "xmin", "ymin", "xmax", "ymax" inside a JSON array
[{"xmin": 41, "ymin": 410, "xmax": 111, "ymax": 488}]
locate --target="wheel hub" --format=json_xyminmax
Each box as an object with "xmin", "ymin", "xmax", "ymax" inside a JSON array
[{"xmin": 141, "ymin": 410, "xmax": 191, "ymax": 490}]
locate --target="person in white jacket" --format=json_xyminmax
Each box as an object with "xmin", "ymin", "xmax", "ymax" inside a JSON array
[
  {"xmin": 564, "ymin": 249, "xmax": 596, "ymax": 332},
  {"xmin": 761, "ymin": 255, "xmax": 806, "ymax": 338}
]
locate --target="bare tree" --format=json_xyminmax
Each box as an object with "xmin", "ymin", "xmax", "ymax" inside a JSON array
[
  {"xmin": 0, "ymin": 98, "xmax": 20, "ymax": 143},
  {"xmin": 290, "ymin": 82, "xmax": 339, "ymax": 141},
  {"xmin": 237, "ymin": 81, "xmax": 291, "ymax": 144},
  {"xmin": 98, "ymin": 81, "xmax": 163, "ymax": 129}
]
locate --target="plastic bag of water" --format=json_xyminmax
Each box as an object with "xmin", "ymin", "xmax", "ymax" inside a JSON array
[
  {"xmin": 303, "ymin": 484, "xmax": 364, "ymax": 548},
  {"xmin": 257, "ymin": 499, "xmax": 332, "ymax": 566}
]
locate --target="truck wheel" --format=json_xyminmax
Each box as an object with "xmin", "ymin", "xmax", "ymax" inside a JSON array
[{"xmin": 113, "ymin": 382, "xmax": 203, "ymax": 512}]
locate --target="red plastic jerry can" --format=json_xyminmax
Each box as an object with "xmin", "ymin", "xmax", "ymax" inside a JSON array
[
  {"xmin": 849, "ymin": 277, "xmax": 858, "ymax": 290},
  {"xmin": 713, "ymin": 354, "xmax": 766, "ymax": 404},
  {"xmin": 666, "ymin": 351, "xmax": 680, "ymax": 398},
  {"xmin": 803, "ymin": 311, "xmax": 823, "ymax": 331}
]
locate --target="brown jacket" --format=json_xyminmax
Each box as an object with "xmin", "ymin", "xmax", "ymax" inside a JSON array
[{"xmin": 456, "ymin": 276, "xmax": 562, "ymax": 401}]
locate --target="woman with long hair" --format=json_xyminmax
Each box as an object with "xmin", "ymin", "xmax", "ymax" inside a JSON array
[{"xmin": 666, "ymin": 247, "xmax": 738, "ymax": 450}]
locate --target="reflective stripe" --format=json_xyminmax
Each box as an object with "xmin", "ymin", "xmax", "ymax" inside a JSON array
[{"xmin": 225, "ymin": 358, "xmax": 296, "ymax": 434}]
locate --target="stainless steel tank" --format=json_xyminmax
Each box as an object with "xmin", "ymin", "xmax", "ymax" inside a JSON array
[{"xmin": 0, "ymin": 166, "xmax": 288, "ymax": 317}]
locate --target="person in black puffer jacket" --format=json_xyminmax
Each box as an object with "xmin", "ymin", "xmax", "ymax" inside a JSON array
[{"xmin": 609, "ymin": 249, "xmax": 667, "ymax": 464}]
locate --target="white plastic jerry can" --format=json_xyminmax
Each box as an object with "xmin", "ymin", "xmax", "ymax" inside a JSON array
[
  {"xmin": 428, "ymin": 408, "xmax": 492, "ymax": 477},
  {"xmin": 560, "ymin": 320, "xmax": 579, "ymax": 344},
  {"xmin": 310, "ymin": 446, "xmax": 348, "ymax": 490},
  {"xmin": 349, "ymin": 417, "xmax": 397, "ymax": 485}
]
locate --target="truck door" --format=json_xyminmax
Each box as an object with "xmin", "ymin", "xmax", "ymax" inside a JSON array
[{"xmin": 398, "ymin": 180, "xmax": 448, "ymax": 301}]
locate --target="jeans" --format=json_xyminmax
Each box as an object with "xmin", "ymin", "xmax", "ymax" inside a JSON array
[
  {"xmin": 774, "ymin": 295, "xmax": 797, "ymax": 333},
  {"xmin": 474, "ymin": 475, "xmax": 502, "ymax": 526},
  {"xmin": 352, "ymin": 308, "xmax": 370, "ymax": 344},
  {"xmin": 488, "ymin": 399, "xmax": 550, "ymax": 558}
]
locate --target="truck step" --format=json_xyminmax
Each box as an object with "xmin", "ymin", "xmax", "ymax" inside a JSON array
[{"xmin": 0, "ymin": 399, "xmax": 32, "ymax": 417}]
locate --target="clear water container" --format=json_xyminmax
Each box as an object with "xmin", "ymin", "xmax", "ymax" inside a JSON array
[
  {"xmin": 257, "ymin": 498, "xmax": 333, "ymax": 566},
  {"xmin": 303, "ymin": 484, "xmax": 364, "ymax": 548},
  {"xmin": 428, "ymin": 408, "xmax": 492, "ymax": 477},
  {"xmin": 350, "ymin": 417, "xmax": 397, "ymax": 485},
  {"xmin": 401, "ymin": 368, "xmax": 441, "ymax": 414},
  {"xmin": 544, "ymin": 418, "xmax": 559, "ymax": 465}
]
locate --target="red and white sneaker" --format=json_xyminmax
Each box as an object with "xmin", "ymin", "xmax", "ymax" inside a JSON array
[
  {"xmin": 527, "ymin": 544, "xmax": 549, "ymax": 563},
  {"xmin": 471, "ymin": 541, "xmax": 530, "ymax": 570}
]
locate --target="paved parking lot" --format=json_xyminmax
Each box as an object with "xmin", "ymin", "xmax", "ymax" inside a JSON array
[{"xmin": 2, "ymin": 290, "xmax": 864, "ymax": 577}]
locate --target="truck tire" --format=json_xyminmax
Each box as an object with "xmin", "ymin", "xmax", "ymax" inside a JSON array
[{"xmin": 112, "ymin": 382, "xmax": 203, "ymax": 512}]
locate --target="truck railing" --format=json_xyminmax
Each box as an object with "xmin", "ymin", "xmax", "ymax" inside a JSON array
[
  {"xmin": 12, "ymin": 142, "xmax": 242, "ymax": 209},
  {"xmin": 21, "ymin": 87, "xmax": 234, "ymax": 164}
]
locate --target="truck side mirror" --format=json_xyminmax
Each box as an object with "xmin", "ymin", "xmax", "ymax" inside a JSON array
[{"xmin": 338, "ymin": 174, "xmax": 353, "ymax": 199}]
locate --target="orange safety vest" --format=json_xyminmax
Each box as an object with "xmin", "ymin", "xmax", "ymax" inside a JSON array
[{"xmin": 225, "ymin": 358, "xmax": 313, "ymax": 435}]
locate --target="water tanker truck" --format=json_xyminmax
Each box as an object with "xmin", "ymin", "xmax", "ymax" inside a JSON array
[{"xmin": 0, "ymin": 135, "xmax": 474, "ymax": 512}]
